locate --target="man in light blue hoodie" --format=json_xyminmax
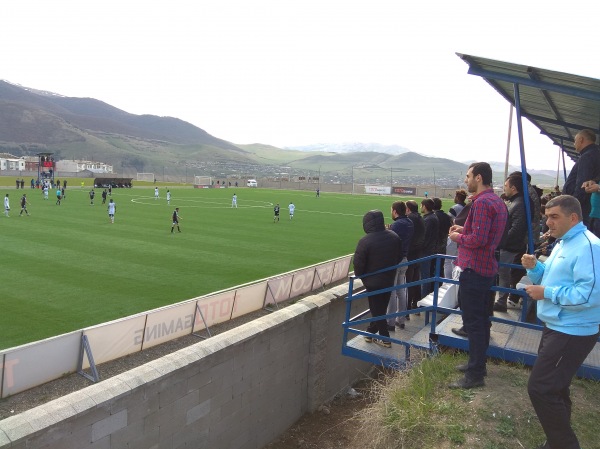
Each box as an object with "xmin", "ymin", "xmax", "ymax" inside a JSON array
[{"xmin": 522, "ymin": 194, "xmax": 600, "ymax": 449}]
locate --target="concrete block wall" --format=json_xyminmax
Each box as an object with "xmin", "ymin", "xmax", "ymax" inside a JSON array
[{"xmin": 0, "ymin": 284, "xmax": 371, "ymax": 449}]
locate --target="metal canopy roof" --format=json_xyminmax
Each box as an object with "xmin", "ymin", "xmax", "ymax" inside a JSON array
[{"xmin": 457, "ymin": 53, "xmax": 600, "ymax": 162}]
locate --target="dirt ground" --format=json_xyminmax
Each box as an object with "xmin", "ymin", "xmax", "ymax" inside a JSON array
[{"xmin": 263, "ymin": 379, "xmax": 374, "ymax": 449}]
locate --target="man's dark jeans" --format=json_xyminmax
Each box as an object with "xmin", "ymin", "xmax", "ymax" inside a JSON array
[
  {"xmin": 420, "ymin": 259, "xmax": 434, "ymax": 299},
  {"xmin": 406, "ymin": 262, "xmax": 421, "ymax": 309},
  {"xmin": 366, "ymin": 291, "xmax": 392, "ymax": 338},
  {"xmin": 459, "ymin": 268, "xmax": 495, "ymax": 380},
  {"xmin": 590, "ymin": 217, "xmax": 600, "ymax": 239}
]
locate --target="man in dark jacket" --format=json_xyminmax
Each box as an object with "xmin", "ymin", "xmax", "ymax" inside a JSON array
[
  {"xmin": 433, "ymin": 197, "xmax": 453, "ymax": 256},
  {"xmin": 386, "ymin": 201, "xmax": 414, "ymax": 330},
  {"xmin": 510, "ymin": 170, "xmax": 541, "ymax": 246},
  {"xmin": 420, "ymin": 198, "xmax": 439, "ymax": 299},
  {"xmin": 406, "ymin": 200, "xmax": 425, "ymax": 310},
  {"xmin": 562, "ymin": 128, "xmax": 600, "ymax": 227},
  {"xmin": 353, "ymin": 210, "xmax": 402, "ymax": 348},
  {"xmin": 494, "ymin": 175, "xmax": 527, "ymax": 312}
]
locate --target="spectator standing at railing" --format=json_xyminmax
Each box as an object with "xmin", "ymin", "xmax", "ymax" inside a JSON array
[
  {"xmin": 353, "ymin": 210, "xmax": 402, "ymax": 348},
  {"xmin": 433, "ymin": 196, "xmax": 452, "ymax": 261},
  {"xmin": 521, "ymin": 194, "xmax": 600, "ymax": 449},
  {"xmin": 562, "ymin": 129, "xmax": 600, "ymax": 227},
  {"xmin": 583, "ymin": 179, "xmax": 600, "ymax": 238},
  {"xmin": 449, "ymin": 189, "xmax": 467, "ymax": 220},
  {"xmin": 510, "ymin": 170, "xmax": 542, "ymax": 245},
  {"xmin": 385, "ymin": 201, "xmax": 414, "ymax": 331},
  {"xmin": 445, "ymin": 196, "xmax": 472, "ymax": 279},
  {"xmin": 448, "ymin": 199, "xmax": 474, "ymax": 338},
  {"xmin": 420, "ymin": 198, "xmax": 439, "ymax": 299},
  {"xmin": 493, "ymin": 174, "xmax": 527, "ymax": 313},
  {"xmin": 448, "ymin": 162, "xmax": 507, "ymax": 389},
  {"xmin": 405, "ymin": 200, "xmax": 425, "ymax": 311}
]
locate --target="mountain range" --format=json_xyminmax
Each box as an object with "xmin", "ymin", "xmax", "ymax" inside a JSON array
[{"xmin": 0, "ymin": 80, "xmax": 558, "ymax": 186}]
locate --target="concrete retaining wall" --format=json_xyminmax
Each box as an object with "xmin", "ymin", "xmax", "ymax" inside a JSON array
[{"xmin": 0, "ymin": 284, "xmax": 371, "ymax": 449}]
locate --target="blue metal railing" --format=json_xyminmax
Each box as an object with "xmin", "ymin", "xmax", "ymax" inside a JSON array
[{"xmin": 342, "ymin": 255, "xmax": 600, "ymax": 379}]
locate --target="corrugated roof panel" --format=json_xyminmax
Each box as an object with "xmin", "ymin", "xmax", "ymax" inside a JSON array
[{"xmin": 457, "ymin": 53, "xmax": 600, "ymax": 163}]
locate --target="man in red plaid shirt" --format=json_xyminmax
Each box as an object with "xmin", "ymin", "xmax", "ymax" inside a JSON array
[{"xmin": 448, "ymin": 162, "xmax": 508, "ymax": 389}]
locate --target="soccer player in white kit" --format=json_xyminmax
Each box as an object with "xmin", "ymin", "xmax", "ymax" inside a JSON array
[
  {"xmin": 4, "ymin": 194, "xmax": 9, "ymax": 217},
  {"xmin": 107, "ymin": 199, "xmax": 116, "ymax": 223},
  {"xmin": 288, "ymin": 202, "xmax": 295, "ymax": 219},
  {"xmin": 154, "ymin": 187, "xmax": 159, "ymax": 200},
  {"xmin": 166, "ymin": 190, "xmax": 171, "ymax": 205},
  {"xmin": 232, "ymin": 193, "xmax": 237, "ymax": 208},
  {"xmin": 43, "ymin": 183, "xmax": 49, "ymax": 200}
]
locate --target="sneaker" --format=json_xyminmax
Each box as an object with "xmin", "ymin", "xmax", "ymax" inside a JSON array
[
  {"xmin": 373, "ymin": 339, "xmax": 391, "ymax": 348},
  {"xmin": 396, "ymin": 323, "xmax": 405, "ymax": 330},
  {"xmin": 507, "ymin": 299, "xmax": 520, "ymax": 308},
  {"xmin": 363, "ymin": 335, "xmax": 373, "ymax": 343},
  {"xmin": 387, "ymin": 325, "xmax": 395, "ymax": 332},
  {"xmin": 451, "ymin": 327, "xmax": 468, "ymax": 337},
  {"xmin": 493, "ymin": 302, "xmax": 508, "ymax": 313}
]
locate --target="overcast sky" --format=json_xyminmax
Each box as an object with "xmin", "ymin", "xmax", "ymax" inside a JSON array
[{"xmin": 4, "ymin": 0, "xmax": 599, "ymax": 171}]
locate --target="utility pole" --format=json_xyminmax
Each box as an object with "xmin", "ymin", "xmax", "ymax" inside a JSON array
[{"xmin": 318, "ymin": 166, "xmax": 321, "ymax": 191}]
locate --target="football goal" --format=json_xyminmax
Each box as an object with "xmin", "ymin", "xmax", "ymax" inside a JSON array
[
  {"xmin": 136, "ymin": 173, "xmax": 155, "ymax": 182},
  {"xmin": 194, "ymin": 176, "xmax": 212, "ymax": 186}
]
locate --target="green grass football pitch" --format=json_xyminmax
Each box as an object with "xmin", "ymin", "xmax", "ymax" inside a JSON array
[{"xmin": 0, "ymin": 186, "xmax": 453, "ymax": 350}]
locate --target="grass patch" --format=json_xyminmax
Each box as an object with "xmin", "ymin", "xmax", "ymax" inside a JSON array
[{"xmin": 359, "ymin": 353, "xmax": 600, "ymax": 448}]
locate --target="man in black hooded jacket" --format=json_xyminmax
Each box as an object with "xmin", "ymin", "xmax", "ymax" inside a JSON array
[{"xmin": 353, "ymin": 210, "xmax": 402, "ymax": 347}]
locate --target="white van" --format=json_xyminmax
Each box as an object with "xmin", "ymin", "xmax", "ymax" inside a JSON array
[{"xmin": 246, "ymin": 179, "xmax": 258, "ymax": 187}]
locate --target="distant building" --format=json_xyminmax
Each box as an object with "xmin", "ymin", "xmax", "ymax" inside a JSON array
[
  {"xmin": 23, "ymin": 156, "xmax": 40, "ymax": 171},
  {"xmin": 0, "ymin": 154, "xmax": 26, "ymax": 171},
  {"xmin": 56, "ymin": 159, "xmax": 113, "ymax": 173}
]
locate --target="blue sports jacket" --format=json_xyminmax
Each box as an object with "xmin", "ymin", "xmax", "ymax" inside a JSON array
[{"xmin": 527, "ymin": 222, "xmax": 600, "ymax": 336}]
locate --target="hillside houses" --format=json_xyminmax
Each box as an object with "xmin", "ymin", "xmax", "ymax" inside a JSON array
[{"xmin": 0, "ymin": 154, "xmax": 113, "ymax": 174}]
